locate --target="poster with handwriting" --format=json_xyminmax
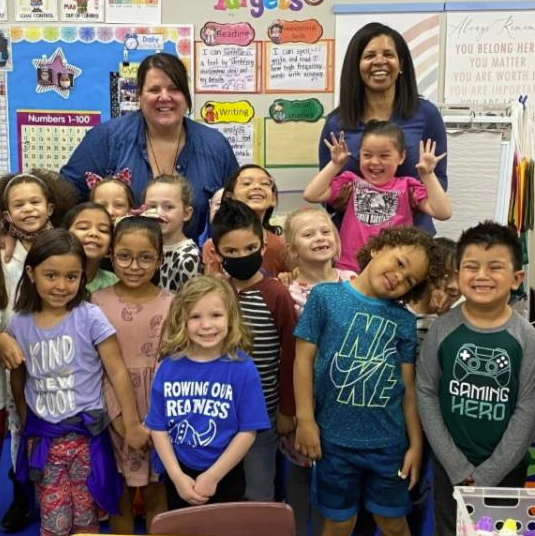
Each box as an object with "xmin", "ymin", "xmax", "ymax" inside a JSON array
[
  {"xmin": 0, "ymin": 0, "xmax": 6, "ymax": 21},
  {"xmin": 264, "ymin": 40, "xmax": 334, "ymax": 93},
  {"xmin": 444, "ymin": 11, "xmax": 535, "ymax": 104},
  {"xmin": 209, "ymin": 122, "xmax": 256, "ymax": 165},
  {"xmin": 195, "ymin": 42, "xmax": 261, "ymax": 93}
]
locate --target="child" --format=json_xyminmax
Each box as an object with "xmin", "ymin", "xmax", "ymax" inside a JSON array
[
  {"xmin": 356, "ymin": 236, "xmax": 460, "ymax": 536},
  {"xmin": 8, "ymin": 228, "xmax": 148, "ymax": 536},
  {"xmin": 203, "ymin": 164, "xmax": 288, "ymax": 277},
  {"xmin": 92, "ymin": 215, "xmax": 173, "ymax": 533},
  {"xmin": 146, "ymin": 275, "xmax": 270, "ymax": 507},
  {"xmin": 62, "ymin": 202, "xmax": 117, "ymax": 294},
  {"xmin": 294, "ymin": 226, "xmax": 442, "ymax": 536},
  {"xmin": 284, "ymin": 207, "xmax": 356, "ymax": 316},
  {"xmin": 211, "ymin": 199, "xmax": 297, "ymax": 501},
  {"xmin": 198, "ymin": 188, "xmax": 224, "ymax": 248},
  {"xmin": 144, "ymin": 174, "xmax": 201, "ymax": 292},
  {"xmin": 0, "ymin": 170, "xmax": 77, "ymax": 529},
  {"xmin": 0, "ymin": 170, "xmax": 77, "ymax": 292},
  {"xmin": 416, "ymin": 221, "xmax": 535, "ymax": 536},
  {"xmin": 86, "ymin": 169, "xmax": 135, "ymax": 224},
  {"xmin": 283, "ymin": 206, "xmax": 357, "ymax": 536},
  {"xmin": 303, "ymin": 120, "xmax": 451, "ymax": 271}
]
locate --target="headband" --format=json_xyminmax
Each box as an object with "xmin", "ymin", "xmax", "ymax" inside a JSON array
[
  {"xmin": 85, "ymin": 168, "xmax": 132, "ymax": 190},
  {"xmin": 3, "ymin": 173, "xmax": 50, "ymax": 208},
  {"xmin": 114, "ymin": 205, "xmax": 164, "ymax": 228}
]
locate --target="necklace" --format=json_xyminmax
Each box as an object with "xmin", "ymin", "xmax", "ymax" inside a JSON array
[{"xmin": 147, "ymin": 126, "xmax": 185, "ymax": 177}]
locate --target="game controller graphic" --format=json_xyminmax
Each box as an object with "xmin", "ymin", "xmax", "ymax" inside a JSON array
[{"xmin": 453, "ymin": 343, "xmax": 511, "ymax": 387}]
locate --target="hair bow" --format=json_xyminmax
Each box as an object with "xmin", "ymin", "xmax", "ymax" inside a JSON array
[{"xmin": 85, "ymin": 168, "xmax": 132, "ymax": 190}]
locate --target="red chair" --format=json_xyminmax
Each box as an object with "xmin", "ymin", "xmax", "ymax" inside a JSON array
[{"xmin": 150, "ymin": 501, "xmax": 296, "ymax": 536}]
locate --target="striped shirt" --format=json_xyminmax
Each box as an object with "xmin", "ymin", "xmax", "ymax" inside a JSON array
[{"xmin": 234, "ymin": 276, "xmax": 297, "ymax": 418}]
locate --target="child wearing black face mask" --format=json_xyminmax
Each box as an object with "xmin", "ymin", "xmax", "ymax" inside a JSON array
[{"xmin": 211, "ymin": 199, "xmax": 297, "ymax": 502}]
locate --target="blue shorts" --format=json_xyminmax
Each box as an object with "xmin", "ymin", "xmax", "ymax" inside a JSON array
[{"xmin": 312, "ymin": 438, "xmax": 412, "ymax": 522}]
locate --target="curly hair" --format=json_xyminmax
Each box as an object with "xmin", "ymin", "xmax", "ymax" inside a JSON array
[
  {"xmin": 0, "ymin": 169, "xmax": 78, "ymax": 227},
  {"xmin": 357, "ymin": 226, "xmax": 444, "ymax": 303},
  {"xmin": 159, "ymin": 275, "xmax": 253, "ymax": 360}
]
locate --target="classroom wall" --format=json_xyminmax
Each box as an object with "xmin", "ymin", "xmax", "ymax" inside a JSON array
[
  {"xmin": 1, "ymin": 0, "xmax": 528, "ymax": 234},
  {"xmin": 1, "ymin": 0, "xmax": 496, "ymax": 215}
]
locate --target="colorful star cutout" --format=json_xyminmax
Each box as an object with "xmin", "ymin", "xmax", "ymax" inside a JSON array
[{"xmin": 32, "ymin": 47, "xmax": 81, "ymax": 99}]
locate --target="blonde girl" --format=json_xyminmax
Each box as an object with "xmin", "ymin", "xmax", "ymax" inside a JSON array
[
  {"xmin": 284, "ymin": 207, "xmax": 356, "ymax": 316},
  {"xmin": 146, "ymin": 276, "xmax": 270, "ymax": 509},
  {"xmin": 62, "ymin": 202, "xmax": 117, "ymax": 294},
  {"xmin": 9, "ymin": 228, "xmax": 147, "ymax": 536},
  {"xmin": 203, "ymin": 164, "xmax": 288, "ymax": 277},
  {"xmin": 91, "ymin": 215, "xmax": 173, "ymax": 533},
  {"xmin": 86, "ymin": 169, "xmax": 135, "ymax": 223},
  {"xmin": 144, "ymin": 174, "xmax": 201, "ymax": 292}
]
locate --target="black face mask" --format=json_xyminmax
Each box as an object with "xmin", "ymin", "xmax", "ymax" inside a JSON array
[{"xmin": 222, "ymin": 250, "xmax": 263, "ymax": 280}]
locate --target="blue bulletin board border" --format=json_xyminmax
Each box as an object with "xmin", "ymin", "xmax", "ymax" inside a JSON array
[{"xmin": 5, "ymin": 25, "xmax": 193, "ymax": 172}]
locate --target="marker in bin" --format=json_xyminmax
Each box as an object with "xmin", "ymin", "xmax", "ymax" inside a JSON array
[
  {"xmin": 475, "ymin": 516, "xmax": 494, "ymax": 536},
  {"xmin": 498, "ymin": 519, "xmax": 519, "ymax": 535}
]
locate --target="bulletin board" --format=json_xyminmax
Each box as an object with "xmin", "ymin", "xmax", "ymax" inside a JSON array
[{"xmin": 2, "ymin": 24, "xmax": 193, "ymax": 172}]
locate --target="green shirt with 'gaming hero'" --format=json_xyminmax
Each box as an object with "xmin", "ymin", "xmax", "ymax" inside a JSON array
[{"xmin": 416, "ymin": 306, "xmax": 535, "ymax": 486}]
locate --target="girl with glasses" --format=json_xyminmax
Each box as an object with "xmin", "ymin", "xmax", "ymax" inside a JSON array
[{"xmin": 92, "ymin": 214, "xmax": 174, "ymax": 534}]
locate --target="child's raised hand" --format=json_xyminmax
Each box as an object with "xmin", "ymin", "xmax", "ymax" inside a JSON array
[
  {"xmin": 295, "ymin": 418, "xmax": 322, "ymax": 460},
  {"xmin": 174, "ymin": 473, "xmax": 209, "ymax": 505},
  {"xmin": 415, "ymin": 139, "xmax": 446, "ymax": 177},
  {"xmin": 194, "ymin": 471, "xmax": 219, "ymax": 499},
  {"xmin": 324, "ymin": 131, "xmax": 352, "ymax": 167},
  {"xmin": 399, "ymin": 445, "xmax": 422, "ymax": 491}
]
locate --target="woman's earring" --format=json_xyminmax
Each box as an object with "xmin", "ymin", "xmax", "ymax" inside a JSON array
[{"xmin": 399, "ymin": 70, "xmax": 403, "ymax": 75}]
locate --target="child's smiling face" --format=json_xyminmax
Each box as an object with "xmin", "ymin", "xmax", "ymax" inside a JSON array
[
  {"xmin": 5, "ymin": 181, "xmax": 52, "ymax": 235},
  {"xmin": 291, "ymin": 212, "xmax": 338, "ymax": 265},
  {"xmin": 458, "ymin": 244, "xmax": 523, "ymax": 310},
  {"xmin": 357, "ymin": 245, "xmax": 429, "ymax": 300},
  {"xmin": 92, "ymin": 181, "xmax": 131, "ymax": 222},
  {"xmin": 68, "ymin": 208, "xmax": 111, "ymax": 262},
  {"xmin": 231, "ymin": 168, "xmax": 276, "ymax": 217},
  {"xmin": 359, "ymin": 134, "xmax": 405, "ymax": 187},
  {"xmin": 144, "ymin": 182, "xmax": 192, "ymax": 244}
]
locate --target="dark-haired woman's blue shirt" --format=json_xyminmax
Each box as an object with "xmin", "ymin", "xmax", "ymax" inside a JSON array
[{"xmin": 319, "ymin": 97, "xmax": 447, "ymax": 236}]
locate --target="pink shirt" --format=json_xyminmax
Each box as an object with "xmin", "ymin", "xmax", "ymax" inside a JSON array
[{"xmin": 329, "ymin": 171, "xmax": 427, "ymax": 271}]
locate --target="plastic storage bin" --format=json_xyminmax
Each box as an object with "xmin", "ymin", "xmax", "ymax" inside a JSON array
[{"xmin": 454, "ymin": 486, "xmax": 535, "ymax": 536}]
